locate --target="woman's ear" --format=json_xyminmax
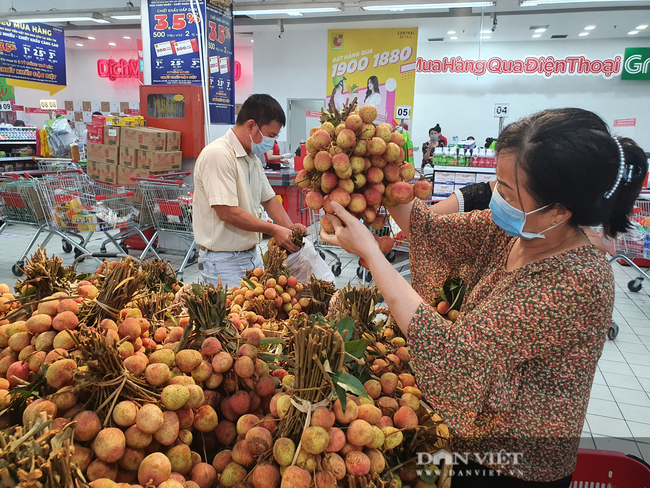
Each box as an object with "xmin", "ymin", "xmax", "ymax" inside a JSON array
[{"xmin": 551, "ymin": 204, "xmax": 572, "ymax": 224}]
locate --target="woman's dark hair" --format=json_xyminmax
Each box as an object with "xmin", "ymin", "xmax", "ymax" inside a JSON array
[
  {"xmin": 496, "ymin": 108, "xmax": 648, "ymax": 238},
  {"xmin": 364, "ymin": 76, "xmax": 380, "ymax": 102},
  {"xmin": 236, "ymin": 94, "xmax": 286, "ymax": 128},
  {"xmin": 430, "ymin": 125, "xmax": 441, "ymax": 134},
  {"xmin": 14, "ymin": 120, "xmax": 25, "ymax": 127},
  {"xmin": 92, "ymin": 111, "xmax": 103, "ymax": 116}
]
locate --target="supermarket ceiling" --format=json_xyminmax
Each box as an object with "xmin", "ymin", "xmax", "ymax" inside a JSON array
[{"xmin": 2, "ymin": 0, "xmax": 649, "ymax": 44}]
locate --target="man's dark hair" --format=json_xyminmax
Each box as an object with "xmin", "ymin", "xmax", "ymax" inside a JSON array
[
  {"xmin": 92, "ymin": 111, "xmax": 103, "ymax": 116},
  {"xmin": 236, "ymin": 94, "xmax": 286, "ymax": 128}
]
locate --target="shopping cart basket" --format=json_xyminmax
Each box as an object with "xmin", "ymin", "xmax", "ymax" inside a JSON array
[
  {"xmin": 133, "ymin": 177, "xmax": 196, "ymax": 280},
  {"xmin": 572, "ymin": 448, "xmax": 650, "ymax": 487},
  {"xmin": 0, "ymin": 171, "xmax": 87, "ymax": 276},
  {"xmin": 35, "ymin": 158, "xmax": 82, "ymax": 172},
  {"xmin": 605, "ymin": 198, "xmax": 650, "ymax": 293},
  {"xmin": 308, "ymin": 208, "xmax": 342, "ymax": 277}
]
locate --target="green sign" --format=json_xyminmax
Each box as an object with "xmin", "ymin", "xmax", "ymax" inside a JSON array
[
  {"xmin": 622, "ymin": 47, "xmax": 650, "ymax": 81},
  {"xmin": 0, "ymin": 78, "xmax": 15, "ymax": 101}
]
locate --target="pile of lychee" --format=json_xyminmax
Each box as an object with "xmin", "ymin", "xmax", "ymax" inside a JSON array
[{"xmin": 296, "ymin": 105, "xmax": 433, "ymax": 235}]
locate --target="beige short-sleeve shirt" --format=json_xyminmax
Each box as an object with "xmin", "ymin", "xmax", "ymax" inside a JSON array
[{"xmin": 193, "ymin": 129, "xmax": 277, "ymax": 252}]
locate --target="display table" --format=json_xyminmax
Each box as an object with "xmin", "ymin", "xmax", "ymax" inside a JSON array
[{"xmin": 264, "ymin": 169, "xmax": 310, "ymax": 226}]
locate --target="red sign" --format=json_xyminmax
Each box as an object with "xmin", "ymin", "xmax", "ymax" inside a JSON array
[
  {"xmin": 306, "ymin": 111, "xmax": 321, "ymax": 118},
  {"xmin": 417, "ymin": 54, "xmax": 622, "ymax": 79},
  {"xmin": 11, "ymin": 104, "xmax": 24, "ymax": 111},
  {"xmin": 124, "ymin": 109, "xmax": 142, "ymax": 115},
  {"xmin": 97, "ymin": 58, "xmax": 139, "ymax": 81},
  {"xmin": 613, "ymin": 118, "xmax": 636, "ymax": 127},
  {"xmin": 24, "ymin": 107, "xmax": 49, "ymax": 114},
  {"xmin": 54, "ymin": 109, "xmax": 67, "ymax": 115}
]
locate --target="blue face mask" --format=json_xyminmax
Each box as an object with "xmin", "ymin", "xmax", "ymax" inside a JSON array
[
  {"xmin": 251, "ymin": 125, "xmax": 276, "ymax": 160},
  {"xmin": 489, "ymin": 184, "xmax": 563, "ymax": 239}
]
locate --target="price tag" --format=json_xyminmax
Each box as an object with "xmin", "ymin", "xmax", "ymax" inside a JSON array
[
  {"xmin": 396, "ymin": 105, "xmax": 412, "ymax": 119},
  {"xmin": 40, "ymin": 99, "xmax": 58, "ymax": 110},
  {"xmin": 494, "ymin": 103, "xmax": 509, "ymax": 118},
  {"xmin": 209, "ymin": 56, "xmax": 220, "ymax": 74},
  {"xmin": 154, "ymin": 41, "xmax": 174, "ymax": 57},
  {"xmin": 0, "ymin": 101, "xmax": 12, "ymax": 111}
]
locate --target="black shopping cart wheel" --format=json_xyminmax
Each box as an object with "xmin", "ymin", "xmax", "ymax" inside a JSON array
[
  {"xmin": 62, "ymin": 240, "xmax": 72, "ymax": 253},
  {"xmin": 319, "ymin": 251, "xmax": 326, "ymax": 261},
  {"xmin": 74, "ymin": 248, "xmax": 86, "ymax": 263},
  {"xmin": 332, "ymin": 263, "xmax": 341, "ymax": 277},
  {"xmin": 628, "ymin": 279, "xmax": 643, "ymax": 293},
  {"xmin": 608, "ymin": 322, "xmax": 619, "ymax": 340},
  {"xmin": 12, "ymin": 263, "xmax": 24, "ymax": 277},
  {"xmin": 99, "ymin": 246, "xmax": 107, "ymax": 253},
  {"xmin": 386, "ymin": 250, "xmax": 396, "ymax": 263},
  {"xmin": 356, "ymin": 266, "xmax": 372, "ymax": 283}
]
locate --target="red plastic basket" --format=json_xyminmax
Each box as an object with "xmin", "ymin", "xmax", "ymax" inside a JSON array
[{"xmin": 572, "ymin": 449, "xmax": 650, "ymax": 487}]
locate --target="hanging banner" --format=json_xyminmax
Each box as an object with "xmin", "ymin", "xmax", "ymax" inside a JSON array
[
  {"xmin": 148, "ymin": 0, "xmax": 205, "ymax": 85},
  {"xmin": 416, "ymin": 54, "xmax": 622, "ymax": 79},
  {"xmin": 0, "ymin": 21, "xmax": 66, "ymax": 86},
  {"xmin": 326, "ymin": 28, "xmax": 418, "ymax": 125},
  {"xmin": 206, "ymin": 0, "xmax": 234, "ymax": 125}
]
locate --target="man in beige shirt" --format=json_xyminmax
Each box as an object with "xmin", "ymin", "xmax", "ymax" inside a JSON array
[{"xmin": 193, "ymin": 94, "xmax": 306, "ymax": 288}]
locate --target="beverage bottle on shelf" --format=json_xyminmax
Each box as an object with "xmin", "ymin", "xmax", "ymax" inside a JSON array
[
  {"xmin": 457, "ymin": 148, "xmax": 465, "ymax": 166},
  {"xmin": 447, "ymin": 147, "xmax": 456, "ymax": 166}
]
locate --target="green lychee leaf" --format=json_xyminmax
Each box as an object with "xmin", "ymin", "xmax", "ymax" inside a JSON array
[
  {"xmin": 335, "ymin": 384, "xmax": 348, "ymax": 413},
  {"xmin": 331, "ymin": 371, "xmax": 370, "ymax": 400},
  {"xmin": 336, "ymin": 317, "xmax": 355, "ymax": 342},
  {"xmin": 344, "ymin": 339, "xmax": 369, "ymax": 362}
]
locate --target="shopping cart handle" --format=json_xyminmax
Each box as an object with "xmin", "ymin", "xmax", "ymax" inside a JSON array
[
  {"xmin": 24, "ymin": 169, "xmax": 83, "ymax": 178},
  {"xmin": 151, "ymin": 171, "xmax": 192, "ymax": 178},
  {"xmin": 131, "ymin": 177, "xmax": 186, "ymax": 186}
]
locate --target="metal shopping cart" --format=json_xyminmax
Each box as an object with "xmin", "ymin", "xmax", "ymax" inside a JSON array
[
  {"xmin": 132, "ymin": 177, "xmax": 196, "ymax": 280},
  {"xmin": 34, "ymin": 171, "xmax": 137, "ymax": 265},
  {"xmin": 35, "ymin": 158, "xmax": 82, "ymax": 172},
  {"xmin": 308, "ymin": 208, "xmax": 342, "ymax": 277},
  {"xmin": 0, "ymin": 171, "xmax": 87, "ymax": 275}
]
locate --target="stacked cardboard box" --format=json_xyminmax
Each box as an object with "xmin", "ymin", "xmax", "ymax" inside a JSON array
[{"xmin": 86, "ymin": 122, "xmax": 182, "ymax": 186}]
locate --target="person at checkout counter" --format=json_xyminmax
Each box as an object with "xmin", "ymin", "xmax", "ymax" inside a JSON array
[
  {"xmin": 192, "ymin": 94, "xmax": 307, "ymax": 288},
  {"xmin": 264, "ymin": 139, "xmax": 292, "ymax": 170}
]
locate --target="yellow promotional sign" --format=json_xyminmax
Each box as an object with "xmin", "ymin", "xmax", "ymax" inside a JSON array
[{"xmin": 326, "ymin": 28, "xmax": 418, "ymax": 125}]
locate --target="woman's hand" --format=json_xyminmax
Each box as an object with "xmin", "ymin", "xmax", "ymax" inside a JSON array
[{"xmin": 320, "ymin": 202, "xmax": 382, "ymax": 261}]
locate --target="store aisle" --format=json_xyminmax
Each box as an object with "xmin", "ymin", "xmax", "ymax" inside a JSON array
[{"xmin": 0, "ymin": 223, "xmax": 649, "ymax": 462}]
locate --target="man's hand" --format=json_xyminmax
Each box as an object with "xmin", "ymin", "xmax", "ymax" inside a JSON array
[
  {"xmin": 292, "ymin": 223, "xmax": 308, "ymax": 234},
  {"xmin": 272, "ymin": 225, "xmax": 300, "ymax": 253}
]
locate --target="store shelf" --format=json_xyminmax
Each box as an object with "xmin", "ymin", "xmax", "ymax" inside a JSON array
[
  {"xmin": 0, "ymin": 157, "xmax": 33, "ymax": 161},
  {"xmin": 0, "ymin": 140, "xmax": 37, "ymax": 145},
  {"xmin": 433, "ymin": 165, "xmax": 496, "ymax": 173}
]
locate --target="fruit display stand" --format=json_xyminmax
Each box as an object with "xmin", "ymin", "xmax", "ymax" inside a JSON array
[{"xmin": 0, "ymin": 237, "xmax": 452, "ymax": 488}]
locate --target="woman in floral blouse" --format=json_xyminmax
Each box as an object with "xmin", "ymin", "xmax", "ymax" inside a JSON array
[{"xmin": 321, "ymin": 108, "xmax": 648, "ymax": 487}]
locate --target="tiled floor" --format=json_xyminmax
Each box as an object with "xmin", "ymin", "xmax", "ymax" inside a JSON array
[{"xmin": 1, "ymin": 222, "xmax": 649, "ymax": 462}]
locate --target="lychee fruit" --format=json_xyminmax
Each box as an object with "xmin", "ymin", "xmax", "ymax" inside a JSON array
[
  {"xmin": 390, "ymin": 131, "xmax": 406, "ymax": 147},
  {"xmin": 363, "ymin": 207, "xmax": 377, "ymax": 223},
  {"xmin": 414, "ymin": 179, "xmax": 433, "ymax": 200},
  {"xmin": 348, "ymin": 194, "xmax": 367, "ymax": 214},
  {"xmin": 345, "ymin": 114, "xmax": 363, "ymax": 132},
  {"xmin": 305, "ymin": 191, "xmax": 324, "ymax": 211},
  {"xmin": 383, "ymin": 163, "xmax": 401, "ymax": 182},
  {"xmin": 311, "ymin": 130, "xmax": 331, "ymax": 150},
  {"xmin": 314, "ymin": 151, "xmax": 332, "ymax": 172},
  {"xmin": 353, "ymin": 140, "xmax": 367, "ymax": 156},
  {"xmin": 367, "ymin": 137, "xmax": 387, "ymax": 156},
  {"xmin": 378, "ymin": 236, "xmax": 394, "ymax": 253},
  {"xmin": 376, "ymin": 123, "xmax": 393, "ymax": 143},
  {"xmin": 359, "ymin": 105, "xmax": 378, "ymax": 124},
  {"xmin": 391, "ymin": 182, "xmax": 415, "ymax": 204},
  {"xmin": 337, "ymin": 129, "xmax": 356, "ymax": 150},
  {"xmin": 296, "ymin": 170, "xmax": 311, "ymax": 189},
  {"xmin": 350, "ymin": 156, "xmax": 365, "ymax": 175},
  {"xmin": 337, "ymin": 178, "xmax": 354, "ymax": 194},
  {"xmin": 329, "ymin": 188, "xmax": 351, "ymax": 208},
  {"xmin": 400, "ymin": 163, "xmax": 416, "ymax": 182}
]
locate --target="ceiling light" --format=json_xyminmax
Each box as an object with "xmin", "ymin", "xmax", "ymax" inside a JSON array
[
  {"xmin": 521, "ymin": 0, "xmax": 647, "ymax": 6},
  {"xmin": 584, "ymin": 25, "xmax": 595, "ymax": 30},
  {"xmin": 628, "ymin": 30, "xmax": 639, "ymax": 35},
  {"xmin": 88, "ymin": 37, "xmax": 96, "ymax": 40},
  {"xmin": 480, "ymin": 29, "xmax": 492, "ymax": 33},
  {"xmin": 76, "ymin": 43, "xmax": 84, "ymax": 46},
  {"xmin": 447, "ymin": 30, "xmax": 456, "ymax": 34},
  {"xmin": 251, "ymin": 39, "xmax": 254, "ymax": 43},
  {"xmin": 94, "ymin": 19, "xmax": 111, "ymax": 24},
  {"xmin": 480, "ymin": 35, "xmax": 491, "ymax": 39},
  {"xmin": 636, "ymin": 25, "xmax": 648, "ymax": 29},
  {"xmin": 123, "ymin": 36, "xmax": 131, "ymax": 39},
  {"xmin": 532, "ymin": 34, "xmax": 541, "ymax": 37},
  {"xmin": 234, "ymin": 4, "xmax": 343, "ymax": 15},
  {"xmin": 7, "ymin": 16, "xmax": 104, "ymax": 23},
  {"xmin": 109, "ymin": 42, "xmax": 117, "ymax": 46},
  {"xmin": 535, "ymin": 28, "xmax": 546, "ymax": 32},
  {"xmin": 578, "ymin": 32, "xmax": 589, "ymax": 36},
  {"xmin": 361, "ymin": 2, "xmax": 494, "ymax": 11},
  {"xmin": 109, "ymin": 14, "xmax": 142, "ymax": 20},
  {"xmin": 450, "ymin": 36, "xmax": 458, "ymax": 39}
]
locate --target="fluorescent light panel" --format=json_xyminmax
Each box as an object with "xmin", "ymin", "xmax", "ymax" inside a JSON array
[
  {"xmin": 521, "ymin": 0, "xmax": 647, "ymax": 6},
  {"xmin": 584, "ymin": 25, "xmax": 595, "ymax": 30},
  {"xmin": 447, "ymin": 30, "xmax": 456, "ymax": 34},
  {"xmin": 628, "ymin": 30, "xmax": 639, "ymax": 35},
  {"xmin": 110, "ymin": 15, "xmax": 141, "ymax": 20},
  {"xmin": 362, "ymin": 2, "xmax": 494, "ymax": 11},
  {"xmin": 450, "ymin": 36, "xmax": 458, "ymax": 39},
  {"xmin": 234, "ymin": 6, "xmax": 342, "ymax": 15},
  {"xmin": 636, "ymin": 25, "xmax": 648, "ymax": 29},
  {"xmin": 532, "ymin": 34, "xmax": 542, "ymax": 37},
  {"xmin": 7, "ymin": 16, "xmax": 108, "ymax": 23},
  {"xmin": 578, "ymin": 32, "xmax": 589, "ymax": 36}
]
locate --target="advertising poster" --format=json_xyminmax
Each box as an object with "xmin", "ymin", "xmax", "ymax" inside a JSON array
[
  {"xmin": 148, "ymin": 0, "xmax": 205, "ymax": 85},
  {"xmin": 326, "ymin": 28, "xmax": 418, "ymax": 125},
  {"xmin": 206, "ymin": 0, "xmax": 235, "ymax": 125},
  {"xmin": 0, "ymin": 21, "xmax": 66, "ymax": 86}
]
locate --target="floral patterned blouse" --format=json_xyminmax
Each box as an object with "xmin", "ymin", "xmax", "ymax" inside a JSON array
[{"xmin": 407, "ymin": 200, "xmax": 614, "ymax": 482}]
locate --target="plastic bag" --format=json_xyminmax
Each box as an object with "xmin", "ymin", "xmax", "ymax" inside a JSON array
[{"xmin": 285, "ymin": 239, "xmax": 336, "ymax": 283}]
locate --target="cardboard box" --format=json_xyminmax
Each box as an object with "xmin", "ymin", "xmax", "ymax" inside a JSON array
[
  {"xmin": 87, "ymin": 125, "xmax": 104, "ymax": 144},
  {"xmin": 138, "ymin": 150, "xmax": 182, "ymax": 172},
  {"xmin": 117, "ymin": 166, "xmax": 160, "ymax": 186},
  {"xmin": 433, "ymin": 183, "xmax": 454, "ymax": 197},
  {"xmin": 157, "ymin": 128, "xmax": 182, "ymax": 151},
  {"xmin": 121, "ymin": 128, "xmax": 166, "ymax": 151},
  {"xmin": 86, "ymin": 160, "xmax": 98, "ymax": 179},
  {"xmin": 92, "ymin": 114, "xmax": 106, "ymax": 126},
  {"xmin": 87, "ymin": 143, "xmax": 119, "ymax": 164},
  {"xmin": 103, "ymin": 126, "xmax": 120, "ymax": 146},
  {"xmin": 476, "ymin": 173, "xmax": 497, "ymax": 184},
  {"xmin": 119, "ymin": 147, "xmax": 138, "ymax": 168},
  {"xmin": 455, "ymin": 172, "xmax": 476, "ymax": 185},
  {"xmin": 434, "ymin": 171, "xmax": 456, "ymax": 184},
  {"xmin": 94, "ymin": 162, "xmax": 118, "ymax": 184}
]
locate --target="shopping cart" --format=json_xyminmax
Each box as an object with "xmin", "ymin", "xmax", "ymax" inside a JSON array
[
  {"xmin": 0, "ymin": 171, "xmax": 88, "ymax": 275},
  {"xmin": 572, "ymin": 448, "xmax": 650, "ymax": 487},
  {"xmin": 35, "ymin": 158, "xmax": 82, "ymax": 172},
  {"xmin": 34, "ymin": 171, "xmax": 137, "ymax": 265},
  {"xmin": 307, "ymin": 208, "xmax": 342, "ymax": 277},
  {"xmin": 132, "ymin": 177, "xmax": 196, "ymax": 280}
]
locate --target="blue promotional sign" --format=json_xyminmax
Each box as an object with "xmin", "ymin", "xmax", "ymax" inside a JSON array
[
  {"xmin": 0, "ymin": 21, "xmax": 66, "ymax": 86},
  {"xmin": 205, "ymin": 0, "xmax": 235, "ymax": 125},
  {"xmin": 148, "ymin": 0, "xmax": 205, "ymax": 85}
]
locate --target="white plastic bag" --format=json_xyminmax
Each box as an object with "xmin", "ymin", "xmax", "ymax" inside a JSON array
[{"xmin": 285, "ymin": 239, "xmax": 336, "ymax": 283}]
